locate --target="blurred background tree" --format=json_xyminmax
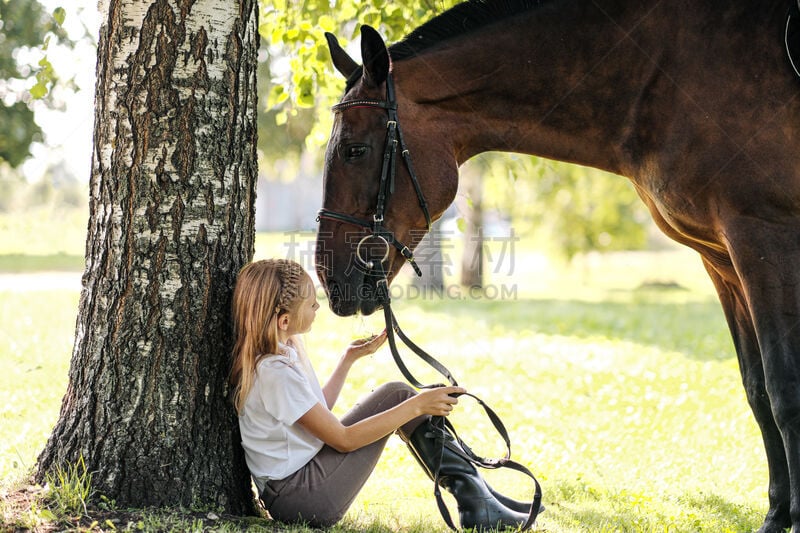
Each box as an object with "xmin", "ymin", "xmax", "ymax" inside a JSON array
[
  {"xmin": 0, "ymin": 0, "xmax": 73, "ymax": 167},
  {"xmin": 259, "ymin": 0, "xmax": 650, "ymax": 285},
  {"xmin": 479, "ymin": 154, "xmax": 649, "ymax": 261},
  {"xmin": 260, "ymin": 1, "xmax": 461, "ymax": 146},
  {"xmin": 5, "ymin": 0, "xmax": 652, "ymax": 282}
]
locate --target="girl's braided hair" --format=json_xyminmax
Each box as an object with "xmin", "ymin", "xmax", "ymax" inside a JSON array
[
  {"xmin": 273, "ymin": 259, "xmax": 307, "ymax": 314},
  {"xmin": 229, "ymin": 259, "xmax": 310, "ymax": 414}
]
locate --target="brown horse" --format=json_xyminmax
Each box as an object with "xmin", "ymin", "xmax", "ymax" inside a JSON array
[{"xmin": 314, "ymin": 1, "xmax": 800, "ymax": 530}]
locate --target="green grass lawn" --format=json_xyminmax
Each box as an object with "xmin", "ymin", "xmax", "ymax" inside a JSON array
[
  {"xmin": 0, "ymin": 221, "xmax": 769, "ymax": 532},
  {"xmin": 0, "ymin": 206, "xmax": 87, "ymax": 272},
  {"xmin": 302, "ymin": 267, "xmax": 765, "ymax": 532}
]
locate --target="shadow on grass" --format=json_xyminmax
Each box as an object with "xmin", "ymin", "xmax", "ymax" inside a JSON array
[{"xmin": 403, "ymin": 291, "xmax": 733, "ymax": 362}]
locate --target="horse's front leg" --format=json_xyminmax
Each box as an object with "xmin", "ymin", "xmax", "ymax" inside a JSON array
[
  {"xmin": 726, "ymin": 223, "xmax": 800, "ymax": 531},
  {"xmin": 703, "ymin": 258, "xmax": 790, "ymax": 532},
  {"xmin": 760, "ymin": 317, "xmax": 800, "ymax": 533}
]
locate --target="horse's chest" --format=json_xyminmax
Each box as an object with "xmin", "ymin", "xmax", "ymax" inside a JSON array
[{"xmin": 634, "ymin": 171, "xmax": 720, "ymax": 246}]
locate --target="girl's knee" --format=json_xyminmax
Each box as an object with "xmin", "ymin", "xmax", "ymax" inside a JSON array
[
  {"xmin": 374, "ymin": 381, "xmax": 416, "ymax": 400},
  {"xmin": 343, "ymin": 381, "xmax": 419, "ymax": 427}
]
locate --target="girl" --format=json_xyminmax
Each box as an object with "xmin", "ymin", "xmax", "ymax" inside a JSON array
[{"xmin": 230, "ymin": 259, "xmax": 529, "ymax": 529}]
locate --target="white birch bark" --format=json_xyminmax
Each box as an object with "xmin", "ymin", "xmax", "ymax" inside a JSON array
[{"xmin": 38, "ymin": 0, "xmax": 259, "ymax": 511}]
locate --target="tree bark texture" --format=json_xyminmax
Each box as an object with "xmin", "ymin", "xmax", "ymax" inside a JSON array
[{"xmin": 37, "ymin": 0, "xmax": 259, "ymax": 513}]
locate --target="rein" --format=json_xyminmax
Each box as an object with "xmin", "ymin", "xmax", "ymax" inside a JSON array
[
  {"xmin": 374, "ymin": 259, "xmax": 543, "ymax": 530},
  {"xmin": 321, "ymin": 72, "xmax": 543, "ymax": 530},
  {"xmin": 316, "ymin": 72, "xmax": 431, "ymax": 278}
]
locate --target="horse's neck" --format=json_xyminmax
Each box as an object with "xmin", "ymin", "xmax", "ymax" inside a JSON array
[{"xmin": 393, "ymin": 1, "xmax": 677, "ymax": 176}]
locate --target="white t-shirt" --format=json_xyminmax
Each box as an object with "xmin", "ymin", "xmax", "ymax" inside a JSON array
[{"xmin": 239, "ymin": 342, "xmax": 326, "ymax": 492}]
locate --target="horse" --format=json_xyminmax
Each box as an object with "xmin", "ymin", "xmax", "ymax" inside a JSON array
[{"xmin": 314, "ymin": 1, "xmax": 800, "ymax": 531}]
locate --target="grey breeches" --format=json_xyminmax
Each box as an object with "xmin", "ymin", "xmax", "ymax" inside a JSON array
[{"xmin": 261, "ymin": 381, "xmax": 426, "ymax": 527}]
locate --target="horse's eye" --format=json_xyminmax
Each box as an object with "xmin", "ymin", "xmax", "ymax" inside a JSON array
[{"xmin": 343, "ymin": 144, "xmax": 369, "ymax": 161}]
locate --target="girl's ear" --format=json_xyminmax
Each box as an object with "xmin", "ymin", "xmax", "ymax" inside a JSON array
[{"xmin": 277, "ymin": 313, "xmax": 290, "ymax": 332}]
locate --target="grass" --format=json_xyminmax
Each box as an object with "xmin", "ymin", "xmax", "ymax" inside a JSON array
[
  {"xmin": 0, "ymin": 253, "xmax": 84, "ymax": 272},
  {"xmin": 305, "ymin": 285, "xmax": 765, "ymax": 533},
  {"xmin": 44, "ymin": 456, "xmax": 93, "ymax": 518},
  {"xmin": 0, "ymin": 216, "xmax": 770, "ymax": 532},
  {"xmin": 0, "ymin": 204, "xmax": 87, "ymax": 273}
]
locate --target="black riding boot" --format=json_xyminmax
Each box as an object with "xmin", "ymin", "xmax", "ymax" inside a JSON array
[{"xmin": 405, "ymin": 420, "xmax": 535, "ymax": 531}]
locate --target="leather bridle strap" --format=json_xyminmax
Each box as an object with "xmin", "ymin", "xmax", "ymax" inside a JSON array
[
  {"xmin": 317, "ymin": 209, "xmax": 422, "ymax": 276},
  {"xmin": 322, "ymin": 70, "xmax": 543, "ymax": 530},
  {"xmin": 374, "ymin": 265, "xmax": 543, "ymax": 531},
  {"xmin": 430, "ymin": 416, "xmax": 544, "ymax": 531},
  {"xmin": 317, "ymin": 72, "xmax": 431, "ymax": 278}
]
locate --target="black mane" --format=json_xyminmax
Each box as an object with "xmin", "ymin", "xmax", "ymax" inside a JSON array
[{"xmin": 389, "ymin": 0, "xmax": 543, "ymax": 61}]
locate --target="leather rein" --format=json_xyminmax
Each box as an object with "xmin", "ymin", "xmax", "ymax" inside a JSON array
[
  {"xmin": 376, "ymin": 258, "xmax": 543, "ymax": 531},
  {"xmin": 318, "ymin": 72, "xmax": 542, "ymax": 530}
]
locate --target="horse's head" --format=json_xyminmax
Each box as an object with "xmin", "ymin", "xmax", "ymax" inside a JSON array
[{"xmin": 316, "ymin": 26, "xmax": 459, "ymax": 316}]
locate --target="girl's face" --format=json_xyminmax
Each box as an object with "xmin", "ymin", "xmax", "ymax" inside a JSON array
[{"xmin": 289, "ymin": 275, "xmax": 319, "ymax": 335}]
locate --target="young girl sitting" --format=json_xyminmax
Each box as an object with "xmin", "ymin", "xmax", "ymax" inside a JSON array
[{"xmin": 230, "ymin": 259, "xmax": 530, "ymax": 529}]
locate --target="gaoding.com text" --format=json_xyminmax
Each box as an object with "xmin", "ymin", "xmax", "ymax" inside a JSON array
[{"xmin": 314, "ymin": 282, "xmax": 518, "ymax": 302}]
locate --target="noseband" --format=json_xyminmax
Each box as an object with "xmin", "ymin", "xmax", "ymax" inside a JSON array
[{"xmin": 316, "ymin": 72, "xmax": 432, "ymax": 277}]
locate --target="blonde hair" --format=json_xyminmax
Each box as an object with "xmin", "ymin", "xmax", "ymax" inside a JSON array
[{"xmin": 230, "ymin": 259, "xmax": 309, "ymax": 414}]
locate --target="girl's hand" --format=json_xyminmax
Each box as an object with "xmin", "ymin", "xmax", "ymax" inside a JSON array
[
  {"xmin": 414, "ymin": 386, "xmax": 466, "ymax": 417},
  {"xmin": 344, "ymin": 330, "xmax": 388, "ymax": 362}
]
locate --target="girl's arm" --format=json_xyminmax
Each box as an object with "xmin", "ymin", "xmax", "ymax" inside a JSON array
[
  {"xmin": 323, "ymin": 332, "xmax": 387, "ymax": 409},
  {"xmin": 297, "ymin": 385, "xmax": 465, "ymax": 453}
]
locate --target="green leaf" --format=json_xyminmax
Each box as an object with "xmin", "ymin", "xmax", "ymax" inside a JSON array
[
  {"xmin": 318, "ymin": 15, "xmax": 335, "ymax": 32},
  {"xmin": 53, "ymin": 7, "xmax": 66, "ymax": 26},
  {"xmin": 267, "ymin": 85, "xmax": 288, "ymax": 108},
  {"xmin": 29, "ymin": 82, "xmax": 48, "ymax": 99},
  {"xmin": 294, "ymin": 76, "xmax": 315, "ymax": 108},
  {"xmin": 296, "ymin": 91, "xmax": 315, "ymax": 108}
]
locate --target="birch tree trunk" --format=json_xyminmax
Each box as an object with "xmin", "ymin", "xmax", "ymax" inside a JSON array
[{"xmin": 36, "ymin": 0, "xmax": 259, "ymax": 512}]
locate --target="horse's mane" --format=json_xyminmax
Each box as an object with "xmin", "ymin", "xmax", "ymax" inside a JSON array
[{"xmin": 389, "ymin": 0, "xmax": 543, "ymax": 61}]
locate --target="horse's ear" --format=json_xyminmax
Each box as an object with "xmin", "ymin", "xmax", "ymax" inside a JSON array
[
  {"xmin": 325, "ymin": 32, "xmax": 359, "ymax": 79},
  {"xmin": 360, "ymin": 25, "xmax": 390, "ymax": 87}
]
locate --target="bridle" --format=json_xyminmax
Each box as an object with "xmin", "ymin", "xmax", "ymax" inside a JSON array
[
  {"xmin": 317, "ymin": 71, "xmax": 542, "ymax": 531},
  {"xmin": 316, "ymin": 72, "xmax": 431, "ymax": 278}
]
